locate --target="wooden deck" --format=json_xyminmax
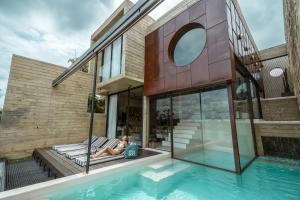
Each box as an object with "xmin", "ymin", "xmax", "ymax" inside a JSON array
[{"xmin": 33, "ymin": 148, "xmax": 160, "ymax": 178}]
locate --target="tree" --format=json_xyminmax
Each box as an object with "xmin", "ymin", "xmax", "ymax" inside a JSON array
[{"xmin": 68, "ymin": 58, "xmax": 89, "ymax": 73}]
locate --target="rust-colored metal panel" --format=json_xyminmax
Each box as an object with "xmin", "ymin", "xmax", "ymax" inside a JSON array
[
  {"xmin": 206, "ymin": 0, "xmax": 227, "ymax": 29},
  {"xmin": 208, "ymin": 40, "xmax": 231, "ymax": 64},
  {"xmin": 144, "ymin": 0, "xmax": 232, "ymax": 96},
  {"xmin": 176, "ymin": 71, "xmax": 192, "ymax": 89},
  {"xmin": 207, "ymin": 21, "xmax": 228, "ymax": 47},
  {"xmin": 191, "ymin": 49, "xmax": 209, "ymax": 86},
  {"xmin": 175, "ymin": 10, "xmax": 190, "ymax": 30},
  {"xmin": 189, "ymin": 0, "xmax": 206, "ymax": 21},
  {"xmin": 164, "ymin": 19, "xmax": 176, "ymax": 36},
  {"xmin": 209, "ymin": 59, "xmax": 232, "ymax": 82}
]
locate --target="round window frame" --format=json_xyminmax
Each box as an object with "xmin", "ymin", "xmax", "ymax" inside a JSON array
[{"xmin": 168, "ymin": 23, "xmax": 207, "ymax": 67}]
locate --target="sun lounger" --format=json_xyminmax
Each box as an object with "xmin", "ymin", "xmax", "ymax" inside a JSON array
[
  {"xmin": 55, "ymin": 136, "xmax": 101, "ymax": 155},
  {"xmin": 52, "ymin": 135, "xmax": 97, "ymax": 151},
  {"xmin": 64, "ymin": 138, "xmax": 119, "ymax": 159},
  {"xmin": 75, "ymin": 154, "xmax": 125, "ymax": 167},
  {"xmin": 74, "ymin": 143, "xmax": 140, "ymax": 167}
]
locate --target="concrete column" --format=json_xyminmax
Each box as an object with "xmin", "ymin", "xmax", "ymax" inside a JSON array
[{"xmin": 142, "ymin": 96, "xmax": 150, "ymax": 148}]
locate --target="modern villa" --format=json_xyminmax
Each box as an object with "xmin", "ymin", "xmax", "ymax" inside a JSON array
[{"xmin": 0, "ymin": 0, "xmax": 300, "ymax": 199}]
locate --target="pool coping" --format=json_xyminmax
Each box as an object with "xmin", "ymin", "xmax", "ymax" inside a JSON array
[{"xmin": 0, "ymin": 148, "xmax": 170, "ymax": 200}]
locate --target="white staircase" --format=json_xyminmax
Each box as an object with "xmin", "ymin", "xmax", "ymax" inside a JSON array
[{"xmin": 162, "ymin": 120, "xmax": 202, "ymax": 150}]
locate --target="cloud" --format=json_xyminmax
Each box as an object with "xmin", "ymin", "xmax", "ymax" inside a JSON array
[
  {"xmin": 0, "ymin": 0, "xmax": 122, "ymax": 109},
  {"xmin": 0, "ymin": 0, "xmax": 286, "ymax": 109},
  {"xmin": 238, "ymin": 0, "xmax": 286, "ymax": 50}
]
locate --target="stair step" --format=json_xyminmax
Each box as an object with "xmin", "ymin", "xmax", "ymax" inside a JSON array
[
  {"xmin": 148, "ymin": 160, "xmax": 174, "ymax": 170},
  {"xmin": 162, "ymin": 141, "xmax": 186, "ymax": 149},
  {"xmin": 173, "ymin": 133, "xmax": 194, "ymax": 139},
  {"xmin": 140, "ymin": 163, "xmax": 189, "ymax": 182},
  {"xmin": 178, "ymin": 122, "xmax": 202, "ymax": 126},
  {"xmin": 181, "ymin": 119, "xmax": 202, "ymax": 123},
  {"xmin": 175, "ymin": 126, "xmax": 200, "ymax": 130},
  {"xmin": 173, "ymin": 129, "xmax": 196, "ymax": 134},
  {"xmin": 173, "ymin": 137, "xmax": 190, "ymax": 144}
]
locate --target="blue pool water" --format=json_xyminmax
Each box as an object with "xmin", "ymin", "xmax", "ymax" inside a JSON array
[{"xmin": 45, "ymin": 157, "xmax": 300, "ymax": 200}]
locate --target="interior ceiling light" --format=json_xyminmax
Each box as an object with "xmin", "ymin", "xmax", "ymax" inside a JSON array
[{"xmin": 270, "ymin": 68, "xmax": 284, "ymax": 77}]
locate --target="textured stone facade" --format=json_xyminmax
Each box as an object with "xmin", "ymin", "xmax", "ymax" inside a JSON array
[
  {"xmin": 255, "ymin": 121, "xmax": 300, "ymax": 156},
  {"xmin": 0, "ymin": 55, "xmax": 106, "ymax": 159},
  {"xmin": 283, "ymin": 0, "xmax": 300, "ymax": 109},
  {"xmin": 261, "ymin": 96, "xmax": 300, "ymax": 121}
]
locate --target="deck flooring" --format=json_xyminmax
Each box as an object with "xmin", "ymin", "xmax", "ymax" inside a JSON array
[{"xmin": 33, "ymin": 148, "xmax": 160, "ymax": 178}]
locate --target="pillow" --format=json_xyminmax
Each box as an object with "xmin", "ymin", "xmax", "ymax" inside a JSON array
[{"xmin": 124, "ymin": 144, "xmax": 140, "ymax": 159}]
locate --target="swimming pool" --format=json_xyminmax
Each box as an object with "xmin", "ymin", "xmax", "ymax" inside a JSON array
[{"xmin": 39, "ymin": 156, "xmax": 300, "ymax": 200}]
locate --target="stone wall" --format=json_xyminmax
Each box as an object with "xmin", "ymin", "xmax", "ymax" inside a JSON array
[
  {"xmin": 254, "ymin": 121, "xmax": 300, "ymax": 156},
  {"xmin": 261, "ymin": 96, "xmax": 300, "ymax": 121},
  {"xmin": 123, "ymin": 15, "xmax": 154, "ymax": 80},
  {"xmin": 0, "ymin": 55, "xmax": 106, "ymax": 159},
  {"xmin": 283, "ymin": 0, "xmax": 300, "ymax": 109}
]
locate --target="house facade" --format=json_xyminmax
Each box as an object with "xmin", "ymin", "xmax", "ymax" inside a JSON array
[{"xmin": 1, "ymin": 0, "xmax": 300, "ymax": 173}]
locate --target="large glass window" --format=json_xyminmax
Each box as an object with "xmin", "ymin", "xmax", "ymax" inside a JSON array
[
  {"xmin": 107, "ymin": 87, "xmax": 143, "ymax": 145},
  {"xmin": 172, "ymin": 87, "xmax": 235, "ymax": 171},
  {"xmin": 149, "ymin": 97, "xmax": 171, "ymax": 151},
  {"xmin": 171, "ymin": 26, "xmax": 206, "ymax": 67},
  {"xmin": 100, "ymin": 37, "xmax": 122, "ymax": 81},
  {"xmin": 234, "ymin": 72, "xmax": 255, "ymax": 168},
  {"xmin": 111, "ymin": 37, "xmax": 122, "ymax": 77},
  {"xmin": 102, "ymin": 45, "xmax": 112, "ymax": 81}
]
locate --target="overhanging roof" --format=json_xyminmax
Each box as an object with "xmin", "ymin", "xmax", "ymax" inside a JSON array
[{"xmin": 52, "ymin": 0, "xmax": 163, "ymax": 87}]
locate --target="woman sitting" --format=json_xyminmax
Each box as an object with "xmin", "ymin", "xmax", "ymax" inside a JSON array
[{"xmin": 91, "ymin": 136, "xmax": 129, "ymax": 159}]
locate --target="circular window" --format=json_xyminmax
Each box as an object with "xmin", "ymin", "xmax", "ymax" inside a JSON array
[{"xmin": 170, "ymin": 25, "xmax": 206, "ymax": 67}]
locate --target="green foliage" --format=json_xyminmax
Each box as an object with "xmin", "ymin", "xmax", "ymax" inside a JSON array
[
  {"xmin": 87, "ymin": 95, "xmax": 105, "ymax": 113},
  {"xmin": 68, "ymin": 57, "xmax": 89, "ymax": 73}
]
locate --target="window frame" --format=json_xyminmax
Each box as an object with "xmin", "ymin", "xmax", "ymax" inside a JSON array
[{"xmin": 100, "ymin": 36, "xmax": 123, "ymax": 81}]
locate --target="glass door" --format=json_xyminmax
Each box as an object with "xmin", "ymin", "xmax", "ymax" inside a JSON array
[{"xmin": 149, "ymin": 96, "xmax": 172, "ymax": 151}]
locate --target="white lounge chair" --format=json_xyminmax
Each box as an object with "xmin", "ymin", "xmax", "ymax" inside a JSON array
[
  {"xmin": 66, "ymin": 139, "xmax": 120, "ymax": 159},
  {"xmin": 65, "ymin": 138, "xmax": 119, "ymax": 159},
  {"xmin": 52, "ymin": 135, "xmax": 97, "ymax": 151},
  {"xmin": 55, "ymin": 136, "xmax": 101, "ymax": 154}
]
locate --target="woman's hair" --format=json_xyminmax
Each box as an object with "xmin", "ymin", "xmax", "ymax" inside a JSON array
[{"xmin": 122, "ymin": 136, "xmax": 129, "ymax": 143}]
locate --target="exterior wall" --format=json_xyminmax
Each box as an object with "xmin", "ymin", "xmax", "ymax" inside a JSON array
[
  {"xmin": 144, "ymin": 0, "xmax": 232, "ymax": 96},
  {"xmin": 0, "ymin": 55, "xmax": 106, "ymax": 159},
  {"xmin": 123, "ymin": 16, "xmax": 154, "ymax": 80},
  {"xmin": 261, "ymin": 96, "xmax": 300, "ymax": 121},
  {"xmin": 283, "ymin": 0, "xmax": 300, "ymax": 109},
  {"xmin": 91, "ymin": 0, "xmax": 154, "ymax": 95}
]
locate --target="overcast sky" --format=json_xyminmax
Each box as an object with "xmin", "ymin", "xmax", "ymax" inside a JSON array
[{"xmin": 0, "ymin": 0, "xmax": 285, "ymax": 109}]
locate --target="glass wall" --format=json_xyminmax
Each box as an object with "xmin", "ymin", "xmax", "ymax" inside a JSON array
[
  {"xmin": 234, "ymin": 72, "xmax": 255, "ymax": 168},
  {"xmin": 107, "ymin": 87, "xmax": 143, "ymax": 145},
  {"xmin": 149, "ymin": 97, "xmax": 171, "ymax": 151},
  {"xmin": 127, "ymin": 87, "xmax": 143, "ymax": 146},
  {"xmin": 149, "ymin": 86, "xmax": 237, "ymax": 171},
  {"xmin": 100, "ymin": 36, "xmax": 122, "ymax": 81},
  {"xmin": 172, "ymin": 87, "xmax": 235, "ymax": 171}
]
